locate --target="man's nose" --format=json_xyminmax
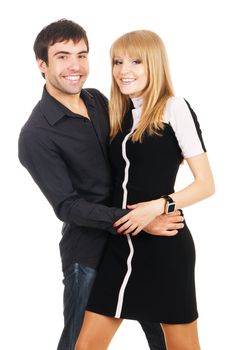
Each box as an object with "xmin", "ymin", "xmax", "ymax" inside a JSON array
[{"xmin": 68, "ymin": 56, "xmax": 81, "ymax": 69}]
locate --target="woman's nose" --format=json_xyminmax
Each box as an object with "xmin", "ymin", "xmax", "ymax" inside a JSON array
[{"xmin": 119, "ymin": 62, "xmax": 131, "ymax": 75}]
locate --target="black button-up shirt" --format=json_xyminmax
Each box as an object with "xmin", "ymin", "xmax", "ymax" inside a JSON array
[{"xmin": 18, "ymin": 87, "xmax": 127, "ymax": 270}]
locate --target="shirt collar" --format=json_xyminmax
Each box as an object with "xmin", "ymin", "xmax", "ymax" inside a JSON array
[
  {"xmin": 131, "ymin": 96, "xmax": 143, "ymax": 109},
  {"xmin": 39, "ymin": 86, "xmax": 95, "ymax": 126}
]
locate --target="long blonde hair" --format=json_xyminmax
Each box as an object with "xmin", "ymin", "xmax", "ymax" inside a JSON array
[{"xmin": 109, "ymin": 30, "xmax": 174, "ymax": 142}]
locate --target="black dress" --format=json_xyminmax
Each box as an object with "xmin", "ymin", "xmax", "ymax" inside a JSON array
[{"xmin": 87, "ymin": 96, "xmax": 206, "ymax": 323}]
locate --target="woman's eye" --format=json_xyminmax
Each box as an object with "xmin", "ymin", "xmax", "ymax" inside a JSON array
[
  {"xmin": 113, "ymin": 59, "xmax": 122, "ymax": 65},
  {"xmin": 132, "ymin": 59, "xmax": 141, "ymax": 64}
]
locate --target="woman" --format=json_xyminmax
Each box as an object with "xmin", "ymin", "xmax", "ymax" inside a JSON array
[{"xmin": 75, "ymin": 30, "xmax": 215, "ymax": 350}]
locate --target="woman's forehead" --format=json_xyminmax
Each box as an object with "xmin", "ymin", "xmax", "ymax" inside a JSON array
[{"xmin": 112, "ymin": 46, "xmax": 143, "ymax": 59}]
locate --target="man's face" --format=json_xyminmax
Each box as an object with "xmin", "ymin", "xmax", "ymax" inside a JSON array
[{"xmin": 37, "ymin": 39, "xmax": 89, "ymax": 97}]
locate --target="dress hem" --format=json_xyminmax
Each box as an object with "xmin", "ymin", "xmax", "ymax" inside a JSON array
[{"xmin": 86, "ymin": 307, "xmax": 199, "ymax": 325}]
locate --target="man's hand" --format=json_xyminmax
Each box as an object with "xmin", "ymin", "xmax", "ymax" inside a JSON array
[{"xmin": 143, "ymin": 210, "xmax": 184, "ymax": 237}]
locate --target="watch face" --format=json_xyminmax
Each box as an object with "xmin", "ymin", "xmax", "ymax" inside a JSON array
[{"xmin": 167, "ymin": 202, "xmax": 176, "ymax": 213}]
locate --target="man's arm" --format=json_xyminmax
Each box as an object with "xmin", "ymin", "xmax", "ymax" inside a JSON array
[{"xmin": 18, "ymin": 130, "xmax": 127, "ymax": 234}]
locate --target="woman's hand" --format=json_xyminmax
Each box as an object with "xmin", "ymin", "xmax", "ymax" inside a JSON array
[{"xmin": 113, "ymin": 199, "xmax": 165, "ymax": 236}]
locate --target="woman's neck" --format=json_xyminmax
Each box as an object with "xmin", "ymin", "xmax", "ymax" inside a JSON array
[{"xmin": 131, "ymin": 96, "xmax": 143, "ymax": 109}]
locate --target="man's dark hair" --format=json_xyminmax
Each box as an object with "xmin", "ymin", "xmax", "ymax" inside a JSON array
[{"xmin": 33, "ymin": 19, "xmax": 89, "ymax": 64}]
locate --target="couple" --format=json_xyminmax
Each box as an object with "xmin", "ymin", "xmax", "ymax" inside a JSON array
[{"xmin": 18, "ymin": 19, "xmax": 215, "ymax": 350}]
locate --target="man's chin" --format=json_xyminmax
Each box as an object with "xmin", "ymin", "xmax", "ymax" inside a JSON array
[
  {"xmin": 61, "ymin": 85, "xmax": 83, "ymax": 95},
  {"xmin": 64, "ymin": 82, "xmax": 86, "ymax": 95}
]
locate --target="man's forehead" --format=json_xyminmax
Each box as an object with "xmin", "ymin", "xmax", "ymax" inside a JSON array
[{"xmin": 48, "ymin": 39, "xmax": 88, "ymax": 53}]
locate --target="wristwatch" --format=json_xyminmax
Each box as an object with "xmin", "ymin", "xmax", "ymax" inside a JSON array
[{"xmin": 161, "ymin": 195, "xmax": 176, "ymax": 214}]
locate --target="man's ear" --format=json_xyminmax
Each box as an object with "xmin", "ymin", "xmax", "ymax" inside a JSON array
[{"xmin": 37, "ymin": 59, "xmax": 47, "ymax": 74}]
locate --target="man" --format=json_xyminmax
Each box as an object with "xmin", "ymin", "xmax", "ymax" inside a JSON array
[{"xmin": 18, "ymin": 19, "xmax": 184, "ymax": 350}]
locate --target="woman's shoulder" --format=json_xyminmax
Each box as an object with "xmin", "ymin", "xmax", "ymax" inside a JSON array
[
  {"xmin": 164, "ymin": 96, "xmax": 206, "ymax": 158},
  {"xmin": 165, "ymin": 96, "xmax": 188, "ymax": 110},
  {"xmin": 163, "ymin": 96, "xmax": 191, "ymax": 123}
]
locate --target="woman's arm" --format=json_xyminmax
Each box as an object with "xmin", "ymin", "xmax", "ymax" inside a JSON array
[
  {"xmin": 168, "ymin": 153, "xmax": 215, "ymax": 208},
  {"xmin": 114, "ymin": 153, "xmax": 215, "ymax": 235}
]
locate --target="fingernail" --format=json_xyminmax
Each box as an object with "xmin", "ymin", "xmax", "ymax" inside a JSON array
[{"xmin": 113, "ymin": 223, "xmax": 117, "ymax": 227}]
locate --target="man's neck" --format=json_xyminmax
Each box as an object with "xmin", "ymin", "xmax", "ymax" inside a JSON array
[{"xmin": 46, "ymin": 85, "xmax": 89, "ymax": 118}]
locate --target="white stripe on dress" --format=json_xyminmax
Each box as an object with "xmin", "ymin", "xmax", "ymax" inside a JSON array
[{"xmin": 114, "ymin": 106, "xmax": 141, "ymax": 318}]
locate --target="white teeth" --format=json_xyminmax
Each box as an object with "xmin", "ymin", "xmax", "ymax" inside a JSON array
[
  {"xmin": 121, "ymin": 78, "xmax": 135, "ymax": 83},
  {"xmin": 122, "ymin": 78, "xmax": 134, "ymax": 82},
  {"xmin": 65, "ymin": 75, "xmax": 80, "ymax": 81}
]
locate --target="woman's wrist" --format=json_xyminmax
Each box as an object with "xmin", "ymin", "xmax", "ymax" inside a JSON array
[
  {"xmin": 151, "ymin": 198, "xmax": 166, "ymax": 215},
  {"xmin": 160, "ymin": 195, "xmax": 176, "ymax": 214}
]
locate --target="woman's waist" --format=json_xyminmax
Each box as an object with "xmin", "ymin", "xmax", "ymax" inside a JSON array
[{"xmin": 112, "ymin": 185, "xmax": 175, "ymax": 204}]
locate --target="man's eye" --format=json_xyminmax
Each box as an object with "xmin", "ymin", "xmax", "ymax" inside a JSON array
[
  {"xmin": 57, "ymin": 55, "xmax": 67, "ymax": 60},
  {"xmin": 78, "ymin": 55, "xmax": 87, "ymax": 59}
]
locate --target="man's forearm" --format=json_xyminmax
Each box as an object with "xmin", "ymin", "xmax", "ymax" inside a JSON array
[
  {"xmin": 57, "ymin": 197, "xmax": 129, "ymax": 234},
  {"xmin": 19, "ymin": 131, "xmax": 129, "ymax": 235}
]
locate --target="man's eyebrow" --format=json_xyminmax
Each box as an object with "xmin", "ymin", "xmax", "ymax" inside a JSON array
[
  {"xmin": 53, "ymin": 50, "xmax": 88, "ymax": 56},
  {"xmin": 77, "ymin": 50, "xmax": 89, "ymax": 54}
]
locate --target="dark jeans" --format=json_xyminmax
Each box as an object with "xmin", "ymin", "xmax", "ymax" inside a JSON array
[{"xmin": 57, "ymin": 263, "xmax": 166, "ymax": 350}]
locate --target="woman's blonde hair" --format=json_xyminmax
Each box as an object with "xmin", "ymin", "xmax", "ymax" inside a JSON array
[{"xmin": 109, "ymin": 30, "xmax": 174, "ymax": 142}]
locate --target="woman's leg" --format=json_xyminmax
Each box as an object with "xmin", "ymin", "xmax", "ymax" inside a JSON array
[
  {"xmin": 161, "ymin": 320, "xmax": 201, "ymax": 350},
  {"xmin": 75, "ymin": 311, "xmax": 123, "ymax": 350}
]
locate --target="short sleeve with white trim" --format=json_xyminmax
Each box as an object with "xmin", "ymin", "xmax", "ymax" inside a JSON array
[{"xmin": 163, "ymin": 97, "xmax": 206, "ymax": 159}]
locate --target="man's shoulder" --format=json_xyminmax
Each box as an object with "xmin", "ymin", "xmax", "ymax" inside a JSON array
[
  {"xmin": 21, "ymin": 101, "xmax": 47, "ymax": 131},
  {"xmin": 19, "ymin": 99, "xmax": 51, "ymax": 146},
  {"xmin": 20, "ymin": 101, "xmax": 43, "ymax": 131}
]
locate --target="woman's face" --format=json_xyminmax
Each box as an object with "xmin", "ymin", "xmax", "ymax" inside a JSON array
[{"xmin": 112, "ymin": 55, "xmax": 148, "ymax": 98}]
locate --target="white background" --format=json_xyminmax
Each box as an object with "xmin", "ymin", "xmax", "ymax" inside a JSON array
[{"xmin": 1, "ymin": 0, "xmax": 232, "ymax": 349}]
